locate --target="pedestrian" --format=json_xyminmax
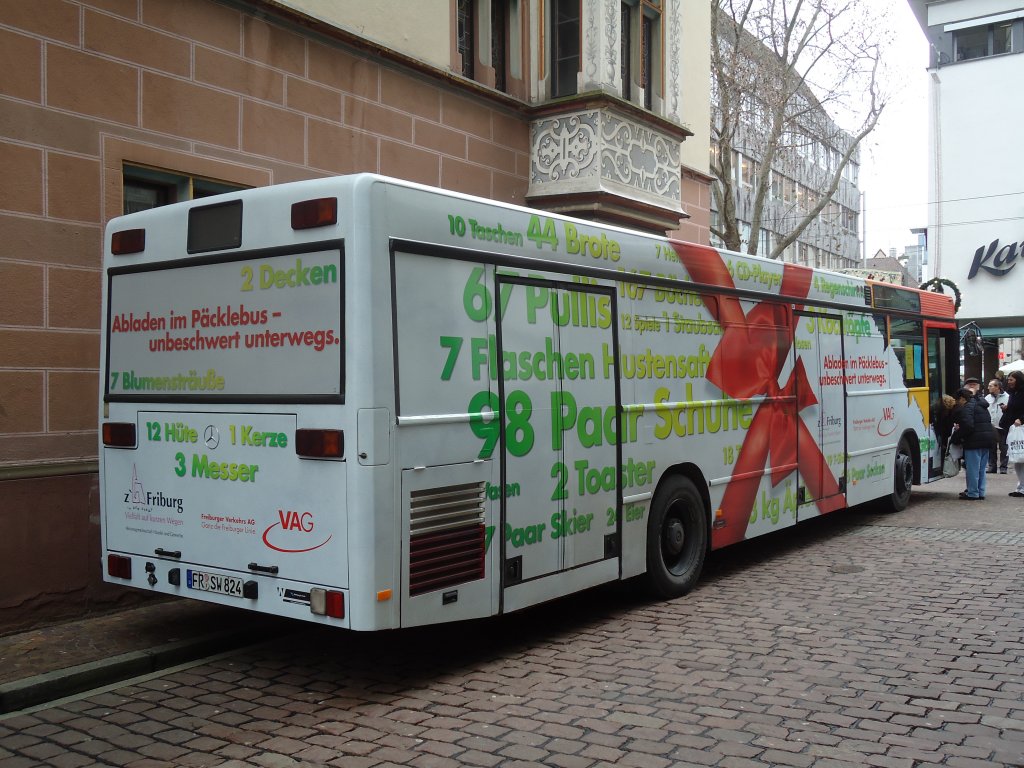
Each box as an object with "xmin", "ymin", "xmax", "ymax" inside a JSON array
[
  {"xmin": 998, "ymin": 370, "xmax": 1024, "ymax": 497},
  {"xmin": 962, "ymin": 376, "xmax": 981, "ymax": 395},
  {"xmin": 933, "ymin": 393, "xmax": 956, "ymax": 461},
  {"xmin": 985, "ymin": 379, "xmax": 1009, "ymax": 473},
  {"xmin": 951, "ymin": 385, "xmax": 995, "ymax": 500}
]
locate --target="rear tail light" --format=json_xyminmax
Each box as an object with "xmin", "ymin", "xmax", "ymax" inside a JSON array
[
  {"xmin": 295, "ymin": 429, "xmax": 343, "ymax": 458},
  {"xmin": 107, "ymin": 554, "xmax": 132, "ymax": 579},
  {"xmin": 310, "ymin": 588, "xmax": 345, "ymax": 618},
  {"xmin": 291, "ymin": 197, "xmax": 337, "ymax": 230},
  {"xmin": 111, "ymin": 228, "xmax": 146, "ymax": 255},
  {"xmin": 102, "ymin": 422, "xmax": 137, "ymax": 448}
]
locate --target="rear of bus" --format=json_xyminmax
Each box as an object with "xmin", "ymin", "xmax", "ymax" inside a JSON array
[{"xmin": 99, "ymin": 177, "xmax": 390, "ymax": 630}]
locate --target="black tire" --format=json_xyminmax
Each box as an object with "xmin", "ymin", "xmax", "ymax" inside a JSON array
[
  {"xmin": 645, "ymin": 475, "xmax": 708, "ymax": 599},
  {"xmin": 883, "ymin": 436, "xmax": 914, "ymax": 513}
]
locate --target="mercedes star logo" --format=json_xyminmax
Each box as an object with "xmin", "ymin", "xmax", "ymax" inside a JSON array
[{"xmin": 204, "ymin": 425, "xmax": 220, "ymax": 449}]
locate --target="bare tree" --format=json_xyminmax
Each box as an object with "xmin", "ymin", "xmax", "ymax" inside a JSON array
[{"xmin": 710, "ymin": 0, "xmax": 888, "ymax": 259}]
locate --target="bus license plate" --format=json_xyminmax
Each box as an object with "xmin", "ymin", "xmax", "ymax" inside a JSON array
[{"xmin": 187, "ymin": 569, "xmax": 243, "ymax": 598}]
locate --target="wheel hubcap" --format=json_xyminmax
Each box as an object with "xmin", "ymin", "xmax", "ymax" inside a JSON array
[
  {"xmin": 896, "ymin": 452, "xmax": 912, "ymax": 494},
  {"xmin": 664, "ymin": 518, "xmax": 685, "ymax": 557}
]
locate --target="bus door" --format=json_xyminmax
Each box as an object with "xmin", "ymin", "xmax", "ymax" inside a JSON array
[
  {"xmin": 793, "ymin": 311, "xmax": 847, "ymax": 517},
  {"xmin": 925, "ymin": 323, "xmax": 960, "ymax": 479},
  {"xmin": 495, "ymin": 275, "xmax": 620, "ymax": 591}
]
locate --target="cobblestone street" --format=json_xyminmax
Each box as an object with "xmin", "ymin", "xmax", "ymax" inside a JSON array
[{"xmin": 2, "ymin": 477, "xmax": 1022, "ymax": 767}]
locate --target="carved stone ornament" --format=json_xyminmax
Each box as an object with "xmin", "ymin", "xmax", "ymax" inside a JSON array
[{"xmin": 529, "ymin": 107, "xmax": 681, "ymax": 213}]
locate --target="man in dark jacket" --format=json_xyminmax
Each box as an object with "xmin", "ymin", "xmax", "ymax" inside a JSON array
[{"xmin": 951, "ymin": 386, "xmax": 996, "ymax": 500}]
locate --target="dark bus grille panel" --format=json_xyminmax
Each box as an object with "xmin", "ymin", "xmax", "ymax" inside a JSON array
[{"xmin": 409, "ymin": 481, "xmax": 486, "ymax": 597}]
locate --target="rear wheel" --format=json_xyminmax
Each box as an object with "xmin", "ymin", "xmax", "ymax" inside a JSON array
[
  {"xmin": 883, "ymin": 436, "xmax": 914, "ymax": 513},
  {"xmin": 646, "ymin": 475, "xmax": 708, "ymax": 598}
]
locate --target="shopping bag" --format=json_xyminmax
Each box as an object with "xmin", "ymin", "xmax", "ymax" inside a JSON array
[
  {"xmin": 1008, "ymin": 424, "xmax": 1024, "ymax": 464},
  {"xmin": 948, "ymin": 442, "xmax": 963, "ymax": 462},
  {"xmin": 942, "ymin": 452, "xmax": 960, "ymax": 478}
]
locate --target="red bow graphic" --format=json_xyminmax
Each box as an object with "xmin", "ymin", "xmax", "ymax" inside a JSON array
[{"xmin": 672, "ymin": 243, "xmax": 845, "ymax": 547}]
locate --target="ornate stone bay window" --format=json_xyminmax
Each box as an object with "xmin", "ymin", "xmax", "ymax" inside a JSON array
[
  {"xmin": 526, "ymin": 0, "xmax": 694, "ymax": 233},
  {"xmin": 529, "ymin": 101, "xmax": 687, "ymax": 232}
]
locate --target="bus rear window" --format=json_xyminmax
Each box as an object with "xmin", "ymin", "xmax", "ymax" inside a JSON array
[
  {"xmin": 106, "ymin": 249, "xmax": 343, "ymax": 402},
  {"xmin": 188, "ymin": 200, "xmax": 243, "ymax": 253}
]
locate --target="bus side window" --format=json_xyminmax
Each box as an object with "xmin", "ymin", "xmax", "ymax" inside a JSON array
[{"xmin": 890, "ymin": 317, "xmax": 925, "ymax": 388}]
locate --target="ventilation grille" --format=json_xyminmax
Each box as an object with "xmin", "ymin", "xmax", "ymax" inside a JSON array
[{"xmin": 409, "ymin": 482, "xmax": 486, "ymax": 597}]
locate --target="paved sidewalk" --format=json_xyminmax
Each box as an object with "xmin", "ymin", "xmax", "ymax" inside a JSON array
[
  {"xmin": 0, "ymin": 469, "xmax": 1020, "ymax": 716},
  {"xmin": 0, "ymin": 600, "xmax": 290, "ymax": 713}
]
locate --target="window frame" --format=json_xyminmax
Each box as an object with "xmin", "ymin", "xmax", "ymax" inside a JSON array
[
  {"xmin": 955, "ymin": 21, "xmax": 1015, "ymax": 61},
  {"xmin": 122, "ymin": 165, "xmax": 247, "ymax": 215},
  {"xmin": 551, "ymin": 0, "xmax": 580, "ymax": 98},
  {"xmin": 457, "ymin": 0, "xmax": 475, "ymax": 78}
]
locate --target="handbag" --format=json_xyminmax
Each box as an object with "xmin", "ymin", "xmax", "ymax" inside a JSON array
[
  {"xmin": 948, "ymin": 442, "xmax": 963, "ymax": 461},
  {"xmin": 1008, "ymin": 424, "xmax": 1024, "ymax": 464}
]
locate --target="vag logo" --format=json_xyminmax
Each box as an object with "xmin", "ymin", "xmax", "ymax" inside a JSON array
[
  {"xmin": 877, "ymin": 406, "xmax": 897, "ymax": 437},
  {"xmin": 262, "ymin": 509, "xmax": 332, "ymax": 553}
]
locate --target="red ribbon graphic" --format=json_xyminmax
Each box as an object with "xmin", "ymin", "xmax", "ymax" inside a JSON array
[{"xmin": 671, "ymin": 243, "xmax": 845, "ymax": 547}]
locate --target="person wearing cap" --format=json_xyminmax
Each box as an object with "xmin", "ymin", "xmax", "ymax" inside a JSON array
[
  {"xmin": 962, "ymin": 376, "xmax": 981, "ymax": 394},
  {"xmin": 950, "ymin": 386, "xmax": 996, "ymax": 500}
]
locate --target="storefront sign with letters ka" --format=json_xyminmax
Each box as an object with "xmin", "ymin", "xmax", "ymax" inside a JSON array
[{"xmin": 968, "ymin": 238, "xmax": 1021, "ymax": 279}]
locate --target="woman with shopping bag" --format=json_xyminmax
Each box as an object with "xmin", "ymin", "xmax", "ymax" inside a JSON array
[
  {"xmin": 1000, "ymin": 370, "xmax": 1024, "ymax": 497},
  {"xmin": 935, "ymin": 394, "xmax": 960, "ymax": 478}
]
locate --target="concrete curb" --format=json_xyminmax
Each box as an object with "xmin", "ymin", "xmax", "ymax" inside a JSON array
[{"xmin": 0, "ymin": 627, "xmax": 280, "ymax": 714}]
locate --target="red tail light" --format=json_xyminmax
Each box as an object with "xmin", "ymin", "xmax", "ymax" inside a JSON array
[
  {"xmin": 291, "ymin": 197, "xmax": 337, "ymax": 230},
  {"xmin": 310, "ymin": 588, "xmax": 345, "ymax": 618},
  {"xmin": 295, "ymin": 429, "xmax": 343, "ymax": 458},
  {"xmin": 111, "ymin": 228, "xmax": 146, "ymax": 255},
  {"xmin": 102, "ymin": 422, "xmax": 137, "ymax": 448},
  {"xmin": 107, "ymin": 554, "xmax": 132, "ymax": 579},
  {"xmin": 326, "ymin": 591, "xmax": 344, "ymax": 618}
]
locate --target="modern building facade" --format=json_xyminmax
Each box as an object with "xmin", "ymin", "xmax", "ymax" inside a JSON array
[
  {"xmin": 909, "ymin": 0, "xmax": 1024, "ymax": 376},
  {"xmin": 0, "ymin": 0, "xmax": 711, "ymax": 629},
  {"xmin": 708, "ymin": 12, "xmax": 863, "ymax": 270},
  {"xmin": 904, "ymin": 227, "xmax": 929, "ymax": 285}
]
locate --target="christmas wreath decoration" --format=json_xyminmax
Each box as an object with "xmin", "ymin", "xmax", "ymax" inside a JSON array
[{"xmin": 920, "ymin": 277, "xmax": 961, "ymax": 313}]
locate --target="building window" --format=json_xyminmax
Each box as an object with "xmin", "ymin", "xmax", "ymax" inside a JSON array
[
  {"xmin": 738, "ymin": 154, "xmax": 754, "ymax": 188},
  {"xmin": 551, "ymin": 0, "xmax": 579, "ymax": 97},
  {"xmin": 710, "ymin": 209, "xmax": 724, "ymax": 248},
  {"xmin": 491, "ymin": 0, "xmax": 506, "ymax": 91},
  {"xmin": 123, "ymin": 179, "xmax": 173, "ymax": 214},
  {"xmin": 782, "ymin": 176, "xmax": 796, "ymax": 205},
  {"xmin": 641, "ymin": 11, "xmax": 654, "ymax": 109},
  {"xmin": 123, "ymin": 165, "xmax": 246, "ymax": 215},
  {"xmin": 458, "ymin": 0, "xmax": 475, "ymax": 78},
  {"xmin": 955, "ymin": 22, "xmax": 1014, "ymax": 61},
  {"xmin": 640, "ymin": 0, "xmax": 660, "ymax": 109},
  {"xmin": 739, "ymin": 221, "xmax": 751, "ymax": 249},
  {"xmin": 619, "ymin": 0, "xmax": 660, "ymax": 109}
]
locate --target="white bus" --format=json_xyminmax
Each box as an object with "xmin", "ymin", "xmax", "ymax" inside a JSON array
[{"xmin": 100, "ymin": 174, "xmax": 959, "ymax": 630}]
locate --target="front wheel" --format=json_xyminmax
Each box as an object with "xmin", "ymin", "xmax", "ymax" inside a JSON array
[
  {"xmin": 645, "ymin": 475, "xmax": 708, "ymax": 599},
  {"xmin": 882, "ymin": 436, "xmax": 914, "ymax": 513}
]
